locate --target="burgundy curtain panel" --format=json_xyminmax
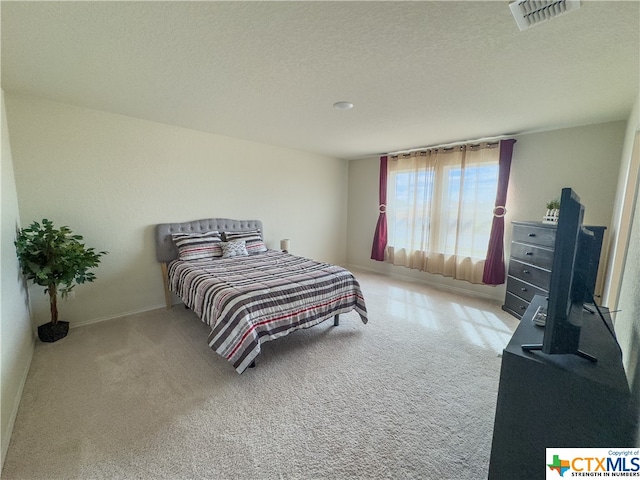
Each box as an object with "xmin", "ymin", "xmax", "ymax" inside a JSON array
[
  {"xmin": 482, "ymin": 139, "xmax": 516, "ymax": 285},
  {"xmin": 370, "ymin": 156, "xmax": 388, "ymax": 261}
]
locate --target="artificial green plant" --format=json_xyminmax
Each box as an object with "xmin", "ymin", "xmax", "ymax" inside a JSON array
[{"xmin": 14, "ymin": 219, "xmax": 107, "ymax": 324}]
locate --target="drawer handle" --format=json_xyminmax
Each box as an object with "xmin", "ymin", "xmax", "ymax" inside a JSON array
[
  {"xmin": 520, "ymin": 287, "xmax": 528, "ymax": 292},
  {"xmin": 528, "ymin": 233, "xmax": 536, "ymax": 237},
  {"xmin": 525, "ymin": 251, "xmax": 533, "ymax": 256},
  {"xmin": 519, "ymin": 305, "xmax": 526, "ymax": 310},
  {"xmin": 523, "ymin": 269, "xmax": 530, "ymax": 274}
]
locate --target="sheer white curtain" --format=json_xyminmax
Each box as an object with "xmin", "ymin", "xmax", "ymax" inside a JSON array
[{"xmin": 385, "ymin": 143, "xmax": 500, "ymax": 283}]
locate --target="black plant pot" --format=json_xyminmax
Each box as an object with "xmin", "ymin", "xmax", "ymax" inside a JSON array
[{"xmin": 37, "ymin": 321, "xmax": 69, "ymax": 343}]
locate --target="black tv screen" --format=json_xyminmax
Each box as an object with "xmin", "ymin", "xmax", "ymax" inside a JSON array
[{"xmin": 542, "ymin": 188, "xmax": 595, "ymax": 359}]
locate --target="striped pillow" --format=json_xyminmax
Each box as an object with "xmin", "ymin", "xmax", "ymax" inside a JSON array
[
  {"xmin": 172, "ymin": 231, "xmax": 222, "ymax": 261},
  {"xmin": 223, "ymin": 229, "xmax": 267, "ymax": 255}
]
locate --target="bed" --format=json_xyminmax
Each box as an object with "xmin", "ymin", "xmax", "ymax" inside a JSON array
[{"xmin": 155, "ymin": 218, "xmax": 368, "ymax": 373}]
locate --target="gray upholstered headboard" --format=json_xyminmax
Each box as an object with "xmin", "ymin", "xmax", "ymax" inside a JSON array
[{"xmin": 155, "ymin": 218, "xmax": 264, "ymax": 263}]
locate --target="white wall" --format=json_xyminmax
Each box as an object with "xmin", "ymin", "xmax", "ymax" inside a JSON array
[
  {"xmin": 604, "ymin": 95, "xmax": 640, "ymax": 310},
  {"xmin": 347, "ymin": 121, "xmax": 627, "ymax": 301},
  {"xmin": 4, "ymin": 93, "xmax": 350, "ymax": 328},
  {"xmin": 610, "ymin": 93, "xmax": 640, "ymax": 444},
  {"xmin": 0, "ymin": 91, "xmax": 34, "ymax": 470},
  {"xmin": 616, "ymin": 155, "xmax": 640, "ymax": 444}
]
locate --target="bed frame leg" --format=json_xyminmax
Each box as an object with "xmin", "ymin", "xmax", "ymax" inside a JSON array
[
  {"xmin": 249, "ymin": 360, "xmax": 256, "ymax": 369},
  {"xmin": 334, "ymin": 315, "xmax": 340, "ymax": 327},
  {"xmin": 161, "ymin": 262, "xmax": 172, "ymax": 309}
]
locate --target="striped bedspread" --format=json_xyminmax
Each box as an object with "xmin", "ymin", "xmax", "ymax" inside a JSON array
[{"xmin": 168, "ymin": 250, "xmax": 368, "ymax": 373}]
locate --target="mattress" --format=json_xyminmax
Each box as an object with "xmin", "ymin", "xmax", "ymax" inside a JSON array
[{"xmin": 168, "ymin": 249, "xmax": 368, "ymax": 373}]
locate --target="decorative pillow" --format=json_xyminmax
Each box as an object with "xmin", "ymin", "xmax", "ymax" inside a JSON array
[
  {"xmin": 172, "ymin": 231, "xmax": 222, "ymax": 261},
  {"xmin": 221, "ymin": 240, "xmax": 249, "ymax": 258},
  {"xmin": 223, "ymin": 229, "xmax": 267, "ymax": 255}
]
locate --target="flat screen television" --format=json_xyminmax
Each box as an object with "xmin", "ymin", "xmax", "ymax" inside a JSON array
[{"xmin": 522, "ymin": 187, "xmax": 597, "ymax": 362}]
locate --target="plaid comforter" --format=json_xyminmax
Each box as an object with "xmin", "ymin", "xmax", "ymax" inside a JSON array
[{"xmin": 168, "ymin": 250, "xmax": 368, "ymax": 373}]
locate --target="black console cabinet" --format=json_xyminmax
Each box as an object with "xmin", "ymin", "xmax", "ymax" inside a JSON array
[
  {"xmin": 503, "ymin": 221, "xmax": 606, "ymax": 319},
  {"xmin": 488, "ymin": 295, "xmax": 634, "ymax": 479}
]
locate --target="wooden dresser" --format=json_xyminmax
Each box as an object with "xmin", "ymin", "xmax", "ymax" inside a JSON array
[
  {"xmin": 502, "ymin": 221, "xmax": 605, "ymax": 319},
  {"xmin": 489, "ymin": 295, "xmax": 634, "ymax": 478}
]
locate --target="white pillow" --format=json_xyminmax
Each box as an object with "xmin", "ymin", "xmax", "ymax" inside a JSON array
[
  {"xmin": 223, "ymin": 230, "xmax": 267, "ymax": 255},
  {"xmin": 221, "ymin": 240, "xmax": 249, "ymax": 258}
]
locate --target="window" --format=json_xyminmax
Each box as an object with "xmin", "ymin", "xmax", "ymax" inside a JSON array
[{"xmin": 385, "ymin": 143, "xmax": 500, "ymax": 283}]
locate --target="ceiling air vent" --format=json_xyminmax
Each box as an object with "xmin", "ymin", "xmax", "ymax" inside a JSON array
[{"xmin": 509, "ymin": 0, "xmax": 581, "ymax": 31}]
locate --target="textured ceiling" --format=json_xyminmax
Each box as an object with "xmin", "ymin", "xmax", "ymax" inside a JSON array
[{"xmin": 1, "ymin": 1, "xmax": 639, "ymax": 159}]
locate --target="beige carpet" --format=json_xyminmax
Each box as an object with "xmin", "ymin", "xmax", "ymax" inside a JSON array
[{"xmin": 2, "ymin": 270, "xmax": 519, "ymax": 479}]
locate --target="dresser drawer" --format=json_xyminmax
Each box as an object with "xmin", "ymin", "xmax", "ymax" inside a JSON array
[
  {"xmin": 510, "ymin": 242, "xmax": 554, "ymax": 270},
  {"xmin": 508, "ymin": 259, "xmax": 551, "ymax": 290},
  {"xmin": 506, "ymin": 276, "xmax": 548, "ymax": 303},
  {"xmin": 512, "ymin": 223, "xmax": 556, "ymax": 248},
  {"xmin": 503, "ymin": 291, "xmax": 530, "ymax": 318}
]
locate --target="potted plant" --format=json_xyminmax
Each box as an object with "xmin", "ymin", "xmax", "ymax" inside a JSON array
[
  {"xmin": 14, "ymin": 219, "xmax": 107, "ymax": 342},
  {"xmin": 543, "ymin": 198, "xmax": 561, "ymax": 224}
]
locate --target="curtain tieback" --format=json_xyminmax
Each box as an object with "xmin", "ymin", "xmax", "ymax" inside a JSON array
[
  {"xmin": 492, "ymin": 206, "xmax": 507, "ymax": 218},
  {"xmin": 379, "ymin": 204, "xmax": 387, "ymax": 214}
]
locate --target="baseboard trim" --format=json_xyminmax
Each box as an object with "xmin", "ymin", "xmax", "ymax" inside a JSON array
[
  {"xmin": 70, "ymin": 267, "xmax": 503, "ymax": 329},
  {"xmin": 346, "ymin": 263, "xmax": 503, "ymax": 303},
  {"xmin": 1, "ymin": 335, "xmax": 35, "ymax": 472},
  {"xmin": 70, "ymin": 303, "xmax": 168, "ymax": 329}
]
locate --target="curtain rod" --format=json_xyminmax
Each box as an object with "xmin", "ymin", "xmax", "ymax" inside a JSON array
[{"xmin": 386, "ymin": 135, "xmax": 511, "ymax": 157}]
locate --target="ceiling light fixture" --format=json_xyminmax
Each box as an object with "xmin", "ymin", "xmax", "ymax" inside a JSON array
[{"xmin": 333, "ymin": 101, "xmax": 354, "ymax": 110}]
